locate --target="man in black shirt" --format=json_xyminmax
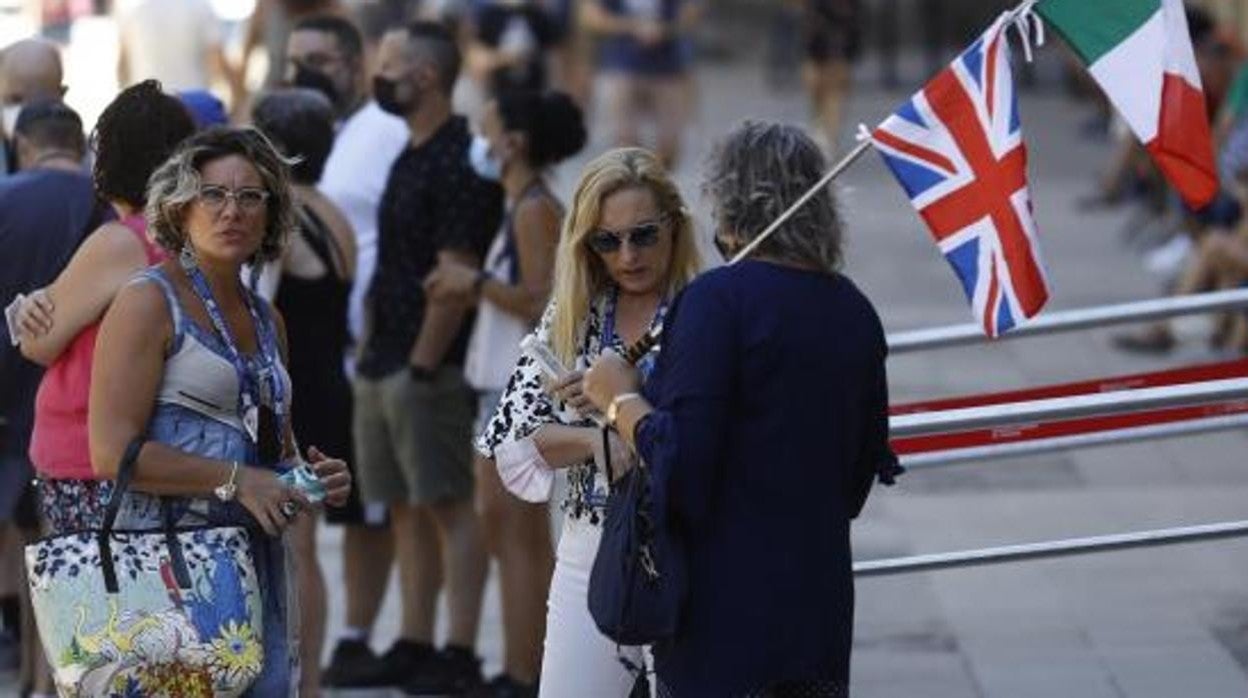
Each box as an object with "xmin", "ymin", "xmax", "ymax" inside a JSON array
[{"xmin": 353, "ymin": 21, "xmax": 504, "ymax": 695}]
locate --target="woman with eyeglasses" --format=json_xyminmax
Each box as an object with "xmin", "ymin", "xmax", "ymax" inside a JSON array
[
  {"xmin": 88, "ymin": 126, "xmax": 352, "ymax": 696},
  {"xmin": 477, "ymin": 147, "xmax": 701, "ymax": 697},
  {"xmin": 583, "ymin": 122, "xmax": 899, "ymax": 697}
]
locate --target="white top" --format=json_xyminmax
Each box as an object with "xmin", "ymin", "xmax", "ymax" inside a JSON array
[
  {"xmin": 118, "ymin": 0, "xmax": 222, "ymax": 91},
  {"xmin": 317, "ymin": 100, "xmax": 409, "ymax": 343},
  {"xmin": 464, "ymin": 223, "xmax": 530, "ymax": 391}
]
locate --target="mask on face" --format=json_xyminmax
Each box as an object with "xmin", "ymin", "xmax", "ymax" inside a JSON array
[
  {"xmin": 2, "ymin": 104, "xmax": 21, "ymax": 138},
  {"xmin": 373, "ymin": 76, "xmax": 414, "ymax": 116},
  {"xmin": 469, "ymin": 134, "xmax": 502, "ymax": 182},
  {"xmin": 292, "ymin": 63, "xmax": 340, "ymax": 108}
]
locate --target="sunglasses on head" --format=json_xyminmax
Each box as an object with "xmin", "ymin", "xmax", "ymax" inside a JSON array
[{"xmin": 587, "ymin": 219, "xmax": 665, "ymax": 254}]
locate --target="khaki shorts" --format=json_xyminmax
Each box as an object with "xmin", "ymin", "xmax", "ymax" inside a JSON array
[{"xmin": 353, "ymin": 367, "xmax": 475, "ymax": 505}]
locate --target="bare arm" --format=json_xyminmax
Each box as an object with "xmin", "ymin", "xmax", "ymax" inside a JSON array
[
  {"xmin": 90, "ymin": 282, "xmax": 312, "ymax": 535},
  {"xmin": 209, "ymin": 44, "xmax": 245, "ymax": 111},
  {"xmin": 240, "ymin": 0, "xmax": 269, "ymax": 79},
  {"xmin": 117, "ymin": 33, "xmax": 131, "ymax": 87},
  {"xmin": 423, "ymin": 199, "xmax": 558, "ymax": 323},
  {"xmin": 409, "ymin": 248, "xmax": 479, "ymax": 369},
  {"xmin": 19, "ymin": 223, "xmax": 148, "ymax": 366},
  {"xmin": 580, "ymin": 0, "xmax": 638, "ymax": 36},
  {"xmin": 480, "ymin": 198, "xmax": 559, "ymax": 324},
  {"xmin": 531, "ymin": 424, "xmax": 595, "ymax": 469},
  {"xmin": 466, "ymin": 41, "xmax": 511, "ymax": 84},
  {"xmin": 307, "ymin": 191, "xmax": 357, "ymax": 281}
]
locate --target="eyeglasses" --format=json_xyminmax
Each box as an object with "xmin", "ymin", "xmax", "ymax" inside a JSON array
[
  {"xmin": 197, "ymin": 185, "xmax": 271, "ymax": 213},
  {"xmin": 587, "ymin": 220, "xmax": 665, "ymax": 254}
]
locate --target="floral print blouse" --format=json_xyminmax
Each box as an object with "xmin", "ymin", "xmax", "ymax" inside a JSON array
[{"xmin": 476, "ymin": 290, "xmax": 664, "ymax": 523}]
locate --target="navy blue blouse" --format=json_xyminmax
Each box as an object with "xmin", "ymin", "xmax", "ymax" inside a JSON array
[{"xmin": 634, "ymin": 260, "xmax": 898, "ymax": 696}]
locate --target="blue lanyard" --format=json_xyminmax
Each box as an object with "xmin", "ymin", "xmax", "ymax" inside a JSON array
[
  {"xmin": 600, "ymin": 286, "xmax": 666, "ymax": 379},
  {"xmin": 181, "ymin": 257, "xmax": 285, "ymax": 443}
]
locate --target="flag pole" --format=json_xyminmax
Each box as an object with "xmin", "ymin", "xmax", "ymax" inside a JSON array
[
  {"xmin": 622, "ymin": 138, "xmax": 875, "ymax": 364},
  {"xmin": 726, "ymin": 0, "xmax": 1043, "ymax": 270},
  {"xmin": 621, "ymin": 0, "xmax": 1046, "ymax": 365}
]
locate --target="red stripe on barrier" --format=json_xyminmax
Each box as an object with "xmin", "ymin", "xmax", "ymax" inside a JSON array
[
  {"xmin": 891, "ymin": 399, "xmax": 1248, "ymax": 455},
  {"xmin": 891, "ymin": 359, "xmax": 1248, "ymax": 415}
]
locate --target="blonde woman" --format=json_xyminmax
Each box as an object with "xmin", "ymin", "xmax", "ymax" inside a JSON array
[{"xmin": 476, "ymin": 147, "xmax": 700, "ymax": 697}]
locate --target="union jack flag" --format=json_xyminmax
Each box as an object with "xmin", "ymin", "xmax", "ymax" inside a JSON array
[{"xmin": 872, "ymin": 15, "xmax": 1050, "ymax": 337}]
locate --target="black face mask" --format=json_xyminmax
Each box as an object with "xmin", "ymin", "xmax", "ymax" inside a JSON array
[
  {"xmin": 373, "ymin": 75, "xmax": 414, "ymax": 116},
  {"xmin": 292, "ymin": 63, "xmax": 340, "ymax": 109}
]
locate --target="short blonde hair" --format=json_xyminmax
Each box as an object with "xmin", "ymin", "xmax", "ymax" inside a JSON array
[
  {"xmin": 549, "ymin": 148, "xmax": 701, "ymax": 364},
  {"xmin": 146, "ymin": 126, "xmax": 296, "ymax": 264}
]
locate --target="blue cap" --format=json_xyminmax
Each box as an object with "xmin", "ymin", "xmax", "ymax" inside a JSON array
[{"xmin": 178, "ymin": 90, "xmax": 228, "ymax": 129}]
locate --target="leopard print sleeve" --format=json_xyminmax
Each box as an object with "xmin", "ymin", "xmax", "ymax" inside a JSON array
[{"xmin": 475, "ymin": 301, "xmax": 561, "ymax": 458}]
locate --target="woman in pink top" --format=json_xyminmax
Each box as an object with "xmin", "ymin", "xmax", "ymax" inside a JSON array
[{"xmin": 14, "ymin": 81, "xmax": 196, "ymax": 534}]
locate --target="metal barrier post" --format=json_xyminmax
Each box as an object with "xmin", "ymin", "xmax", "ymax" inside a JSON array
[
  {"xmin": 854, "ymin": 520, "xmax": 1248, "ymax": 577},
  {"xmin": 889, "ymin": 379, "xmax": 1248, "ymax": 438},
  {"xmin": 888, "ymin": 289, "xmax": 1248, "ymax": 354},
  {"xmin": 898, "ymin": 412, "xmax": 1248, "ymax": 468}
]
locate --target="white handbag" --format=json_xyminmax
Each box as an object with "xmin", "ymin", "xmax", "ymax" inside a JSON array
[{"xmin": 25, "ymin": 437, "xmax": 264, "ymax": 697}]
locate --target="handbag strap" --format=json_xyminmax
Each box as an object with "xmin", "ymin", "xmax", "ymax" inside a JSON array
[
  {"xmin": 100, "ymin": 435, "xmax": 146, "ymax": 534},
  {"xmin": 98, "ymin": 436, "xmax": 194, "ymax": 593}
]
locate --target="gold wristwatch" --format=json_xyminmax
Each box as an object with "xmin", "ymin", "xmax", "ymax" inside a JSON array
[{"xmin": 606, "ymin": 392, "xmax": 644, "ymax": 427}]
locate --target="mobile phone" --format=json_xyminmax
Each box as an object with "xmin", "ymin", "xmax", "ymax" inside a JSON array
[{"xmin": 521, "ymin": 335, "xmax": 569, "ymax": 380}]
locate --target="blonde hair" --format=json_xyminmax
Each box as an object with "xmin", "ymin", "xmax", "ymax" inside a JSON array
[{"xmin": 549, "ymin": 147, "xmax": 701, "ymax": 364}]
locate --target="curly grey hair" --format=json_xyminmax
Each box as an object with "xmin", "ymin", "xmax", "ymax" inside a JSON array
[
  {"xmin": 145, "ymin": 126, "xmax": 296, "ymax": 264},
  {"xmin": 704, "ymin": 121, "xmax": 843, "ymax": 272}
]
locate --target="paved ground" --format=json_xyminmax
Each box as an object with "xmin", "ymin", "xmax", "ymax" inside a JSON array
[{"xmin": 5, "ymin": 15, "xmax": 1248, "ymax": 697}]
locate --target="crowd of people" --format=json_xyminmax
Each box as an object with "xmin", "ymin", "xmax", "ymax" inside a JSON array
[
  {"xmin": 0, "ymin": 3, "xmax": 900, "ymax": 698},
  {"xmin": 1073, "ymin": 6, "xmax": 1248, "ymax": 356}
]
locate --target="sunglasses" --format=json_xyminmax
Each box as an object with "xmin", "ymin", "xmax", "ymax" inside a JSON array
[{"xmin": 587, "ymin": 219, "xmax": 665, "ymax": 254}]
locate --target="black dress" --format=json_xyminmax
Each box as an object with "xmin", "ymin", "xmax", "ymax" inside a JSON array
[{"xmin": 275, "ymin": 203, "xmax": 358, "ymax": 521}]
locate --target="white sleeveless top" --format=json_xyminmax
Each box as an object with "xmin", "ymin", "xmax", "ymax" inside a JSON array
[{"xmin": 464, "ymin": 222, "xmax": 531, "ymax": 392}]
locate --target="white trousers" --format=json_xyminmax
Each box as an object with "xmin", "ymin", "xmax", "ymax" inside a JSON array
[{"xmin": 539, "ymin": 513, "xmax": 645, "ymax": 698}]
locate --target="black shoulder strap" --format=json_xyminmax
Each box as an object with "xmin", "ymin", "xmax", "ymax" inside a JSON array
[
  {"xmin": 98, "ymin": 435, "xmax": 145, "ymax": 593},
  {"xmin": 295, "ymin": 204, "xmax": 349, "ymax": 281}
]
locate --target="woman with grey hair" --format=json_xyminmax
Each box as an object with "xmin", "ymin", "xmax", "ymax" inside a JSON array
[
  {"xmin": 89, "ymin": 126, "xmax": 353, "ymax": 696},
  {"xmin": 583, "ymin": 121, "xmax": 900, "ymax": 697}
]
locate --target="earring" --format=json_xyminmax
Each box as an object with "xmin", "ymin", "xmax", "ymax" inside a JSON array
[{"xmin": 178, "ymin": 244, "xmax": 197, "ymax": 270}]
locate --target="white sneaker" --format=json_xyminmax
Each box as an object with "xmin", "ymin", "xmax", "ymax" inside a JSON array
[{"xmin": 1144, "ymin": 235, "xmax": 1192, "ymax": 276}]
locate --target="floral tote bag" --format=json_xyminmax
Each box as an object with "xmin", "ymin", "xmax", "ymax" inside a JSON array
[{"xmin": 25, "ymin": 437, "xmax": 264, "ymax": 697}]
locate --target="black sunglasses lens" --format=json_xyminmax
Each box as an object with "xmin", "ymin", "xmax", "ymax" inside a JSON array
[
  {"xmin": 630, "ymin": 223, "xmax": 661, "ymax": 247},
  {"xmin": 588, "ymin": 232, "xmax": 621, "ymax": 253}
]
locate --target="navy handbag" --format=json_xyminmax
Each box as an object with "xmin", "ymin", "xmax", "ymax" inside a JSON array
[{"xmin": 588, "ymin": 426, "xmax": 687, "ymax": 647}]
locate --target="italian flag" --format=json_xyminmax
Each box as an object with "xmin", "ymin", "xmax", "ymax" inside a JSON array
[{"xmin": 1038, "ymin": 0, "xmax": 1219, "ymax": 208}]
